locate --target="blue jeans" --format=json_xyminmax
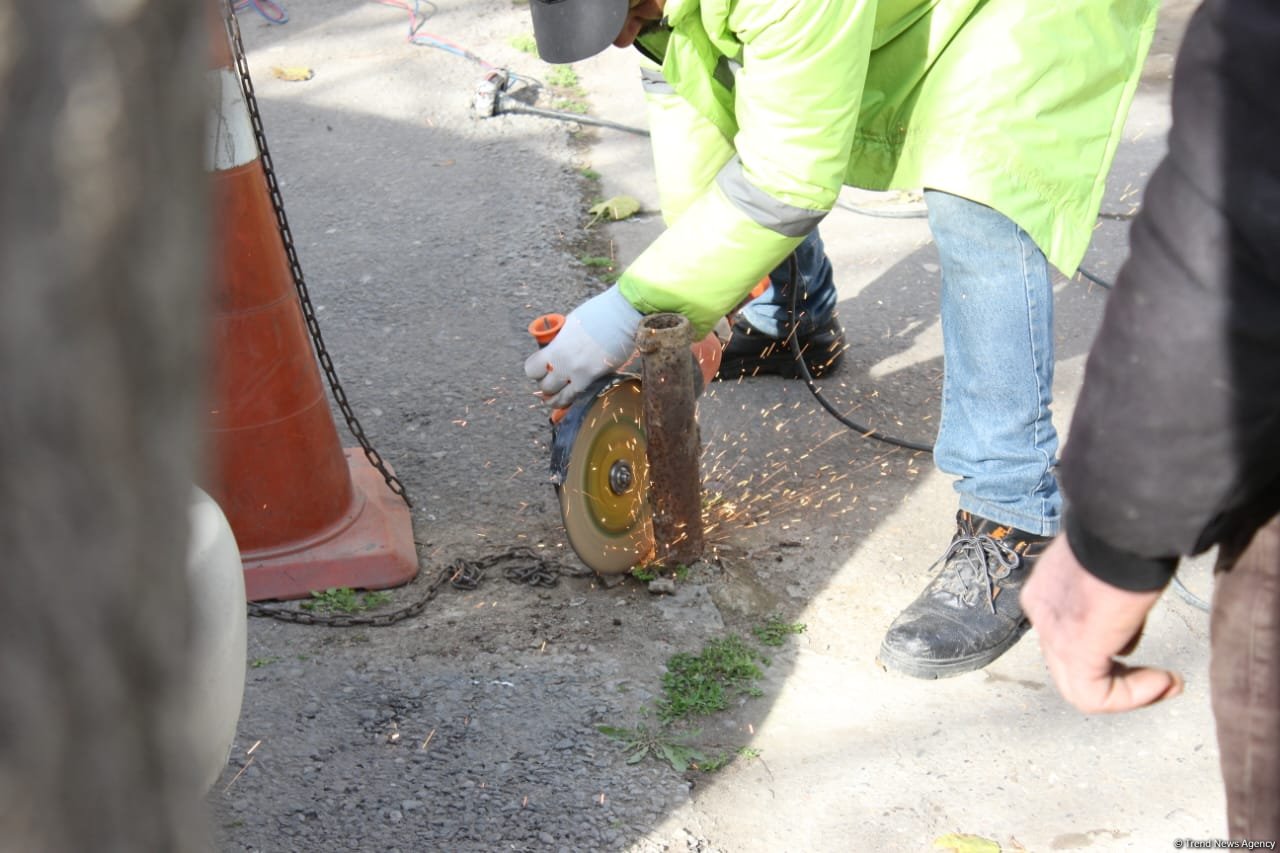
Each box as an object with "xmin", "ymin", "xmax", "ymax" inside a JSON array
[
  {"xmin": 926, "ymin": 189, "xmax": 1060, "ymax": 536},
  {"xmin": 739, "ymin": 229, "xmax": 838, "ymax": 337},
  {"xmin": 738, "ymin": 191, "xmax": 1061, "ymax": 536}
]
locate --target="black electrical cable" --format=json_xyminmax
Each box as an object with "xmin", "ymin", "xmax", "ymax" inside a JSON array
[
  {"xmin": 784, "ymin": 254, "xmax": 934, "ymax": 453},
  {"xmin": 1172, "ymin": 574, "xmax": 1211, "ymax": 612},
  {"xmin": 786, "ymin": 191, "xmax": 1125, "ymax": 445},
  {"xmin": 1076, "ymin": 266, "xmax": 1115, "ymax": 290},
  {"xmin": 783, "ymin": 252, "xmax": 1210, "ymax": 615}
]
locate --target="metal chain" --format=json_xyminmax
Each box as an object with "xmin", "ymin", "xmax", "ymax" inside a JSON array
[
  {"xmin": 247, "ymin": 547, "xmax": 590, "ymax": 626},
  {"xmin": 455, "ymin": 546, "xmax": 594, "ymax": 588},
  {"xmin": 247, "ymin": 563, "xmax": 456, "ymax": 627},
  {"xmin": 222, "ymin": 2, "xmax": 410, "ymax": 507}
]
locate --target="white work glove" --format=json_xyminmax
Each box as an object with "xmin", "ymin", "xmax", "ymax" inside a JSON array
[{"xmin": 524, "ymin": 285, "xmax": 642, "ymax": 408}]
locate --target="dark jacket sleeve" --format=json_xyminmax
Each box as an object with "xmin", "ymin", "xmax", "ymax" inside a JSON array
[{"xmin": 1060, "ymin": 0, "xmax": 1280, "ymax": 591}]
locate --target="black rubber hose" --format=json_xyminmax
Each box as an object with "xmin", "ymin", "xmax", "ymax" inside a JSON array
[{"xmin": 784, "ymin": 253, "xmax": 934, "ymax": 453}]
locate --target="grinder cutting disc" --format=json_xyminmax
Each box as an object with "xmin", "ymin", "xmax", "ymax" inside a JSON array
[{"xmin": 556, "ymin": 378, "xmax": 654, "ymax": 573}]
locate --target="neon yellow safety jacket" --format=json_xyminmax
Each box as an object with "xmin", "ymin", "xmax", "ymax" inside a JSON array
[{"xmin": 619, "ymin": 0, "xmax": 1159, "ymax": 336}]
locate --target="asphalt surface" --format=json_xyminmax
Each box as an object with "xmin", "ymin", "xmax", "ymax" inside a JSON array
[{"xmin": 208, "ymin": 2, "xmax": 1221, "ymax": 851}]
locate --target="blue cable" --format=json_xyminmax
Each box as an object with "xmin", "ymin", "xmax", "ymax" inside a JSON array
[{"xmin": 234, "ymin": 0, "xmax": 288, "ymax": 25}]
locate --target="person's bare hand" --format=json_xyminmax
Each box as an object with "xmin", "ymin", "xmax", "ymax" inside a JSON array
[{"xmin": 1022, "ymin": 536, "xmax": 1184, "ymax": 714}]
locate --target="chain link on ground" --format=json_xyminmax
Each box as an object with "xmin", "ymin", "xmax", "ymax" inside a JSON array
[{"xmin": 247, "ymin": 547, "xmax": 594, "ymax": 626}]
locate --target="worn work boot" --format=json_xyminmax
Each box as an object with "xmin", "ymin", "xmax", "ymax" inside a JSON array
[
  {"xmin": 878, "ymin": 511, "xmax": 1050, "ymax": 679},
  {"xmin": 714, "ymin": 314, "xmax": 847, "ymax": 380}
]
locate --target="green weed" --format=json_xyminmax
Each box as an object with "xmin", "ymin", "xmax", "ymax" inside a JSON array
[
  {"xmin": 658, "ymin": 635, "xmax": 767, "ymax": 722},
  {"xmin": 630, "ymin": 565, "xmax": 657, "ymax": 583},
  {"xmin": 547, "ymin": 66, "xmax": 580, "ymax": 89},
  {"xmin": 753, "ymin": 615, "xmax": 807, "ymax": 647},
  {"xmin": 578, "ymin": 253, "xmax": 620, "ymax": 284},
  {"xmin": 597, "ymin": 727, "xmax": 759, "ymax": 774},
  {"xmin": 301, "ymin": 587, "xmax": 393, "ymax": 614},
  {"xmin": 509, "ymin": 33, "xmax": 537, "ymax": 54},
  {"xmin": 601, "ymin": 636, "xmax": 775, "ymax": 774},
  {"xmin": 597, "ymin": 725, "xmax": 712, "ymax": 773},
  {"xmin": 545, "ymin": 65, "xmax": 589, "ymax": 116},
  {"xmin": 553, "ymin": 98, "xmax": 590, "ymax": 115},
  {"xmin": 629, "ymin": 560, "xmax": 689, "ymax": 583}
]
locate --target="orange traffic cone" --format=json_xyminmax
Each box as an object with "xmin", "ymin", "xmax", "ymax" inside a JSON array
[{"xmin": 204, "ymin": 6, "xmax": 417, "ymax": 601}]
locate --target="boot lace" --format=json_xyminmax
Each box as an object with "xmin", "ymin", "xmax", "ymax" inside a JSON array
[{"xmin": 934, "ymin": 529, "xmax": 1021, "ymax": 614}]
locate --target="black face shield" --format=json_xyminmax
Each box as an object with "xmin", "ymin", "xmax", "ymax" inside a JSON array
[{"xmin": 530, "ymin": 0, "xmax": 629, "ymax": 64}]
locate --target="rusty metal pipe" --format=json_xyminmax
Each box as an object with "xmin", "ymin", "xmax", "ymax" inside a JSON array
[{"xmin": 636, "ymin": 313, "xmax": 704, "ymax": 567}]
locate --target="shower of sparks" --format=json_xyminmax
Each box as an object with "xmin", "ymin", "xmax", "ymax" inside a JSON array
[
  {"xmin": 695, "ymin": 392, "xmax": 933, "ymax": 550},
  {"xmin": 222, "ymin": 739, "xmax": 263, "ymax": 793}
]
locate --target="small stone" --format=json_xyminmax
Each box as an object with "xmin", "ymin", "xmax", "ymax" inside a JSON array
[{"xmin": 648, "ymin": 578, "xmax": 677, "ymax": 595}]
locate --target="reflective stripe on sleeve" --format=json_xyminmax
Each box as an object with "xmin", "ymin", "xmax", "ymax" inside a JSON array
[
  {"xmin": 715, "ymin": 155, "xmax": 827, "ymax": 238},
  {"xmin": 640, "ymin": 66, "xmax": 675, "ymax": 95}
]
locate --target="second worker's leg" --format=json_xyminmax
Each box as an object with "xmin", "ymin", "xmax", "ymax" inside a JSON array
[
  {"xmin": 1212, "ymin": 513, "xmax": 1280, "ymax": 841},
  {"xmin": 879, "ymin": 189, "xmax": 1059, "ymax": 679},
  {"xmin": 716, "ymin": 229, "xmax": 847, "ymax": 380}
]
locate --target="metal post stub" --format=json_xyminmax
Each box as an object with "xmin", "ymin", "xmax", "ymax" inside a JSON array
[{"xmin": 637, "ymin": 313, "xmax": 704, "ymax": 567}]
